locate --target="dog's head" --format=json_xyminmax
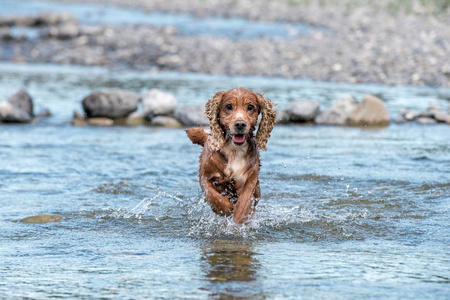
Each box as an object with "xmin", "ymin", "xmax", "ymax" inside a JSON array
[{"xmin": 204, "ymin": 87, "xmax": 276, "ymax": 151}]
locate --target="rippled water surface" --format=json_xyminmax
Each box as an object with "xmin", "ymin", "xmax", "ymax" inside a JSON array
[{"xmin": 1, "ymin": 63, "xmax": 449, "ymax": 299}]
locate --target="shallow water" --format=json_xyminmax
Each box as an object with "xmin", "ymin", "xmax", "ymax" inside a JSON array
[
  {"xmin": 1, "ymin": 62, "xmax": 450, "ymax": 299},
  {"xmin": 2, "ymin": 0, "xmax": 314, "ymax": 39}
]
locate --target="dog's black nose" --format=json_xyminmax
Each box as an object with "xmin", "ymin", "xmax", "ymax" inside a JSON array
[{"xmin": 234, "ymin": 120, "xmax": 247, "ymax": 131}]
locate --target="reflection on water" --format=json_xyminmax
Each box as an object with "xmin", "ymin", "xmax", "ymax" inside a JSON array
[{"xmin": 201, "ymin": 240, "xmax": 263, "ymax": 299}]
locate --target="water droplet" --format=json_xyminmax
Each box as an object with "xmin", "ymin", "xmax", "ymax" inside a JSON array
[{"xmin": 283, "ymin": 165, "xmax": 287, "ymax": 168}]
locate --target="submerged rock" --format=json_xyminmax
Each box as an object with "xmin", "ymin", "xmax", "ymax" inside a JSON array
[
  {"xmin": 174, "ymin": 105, "xmax": 208, "ymax": 126},
  {"xmin": 349, "ymin": 95, "xmax": 390, "ymax": 127},
  {"xmin": 416, "ymin": 117, "xmax": 437, "ymax": 125},
  {"xmin": 35, "ymin": 108, "xmax": 52, "ymax": 118},
  {"xmin": 284, "ymin": 100, "xmax": 320, "ymax": 123},
  {"xmin": 8, "ymin": 89, "xmax": 34, "ymax": 117},
  {"xmin": 87, "ymin": 117, "xmax": 114, "ymax": 126},
  {"xmin": 0, "ymin": 102, "xmax": 32, "ymax": 123},
  {"xmin": 20, "ymin": 214, "xmax": 62, "ymax": 223},
  {"xmin": 82, "ymin": 89, "xmax": 140, "ymax": 118},
  {"xmin": 142, "ymin": 89, "xmax": 178, "ymax": 117},
  {"xmin": 126, "ymin": 111, "xmax": 149, "ymax": 126},
  {"xmin": 151, "ymin": 116, "xmax": 183, "ymax": 127}
]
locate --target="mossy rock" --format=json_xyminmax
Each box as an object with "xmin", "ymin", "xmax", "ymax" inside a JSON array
[{"xmin": 20, "ymin": 214, "xmax": 62, "ymax": 223}]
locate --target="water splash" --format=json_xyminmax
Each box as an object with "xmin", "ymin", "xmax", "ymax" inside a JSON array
[{"xmin": 99, "ymin": 187, "xmax": 382, "ymax": 242}]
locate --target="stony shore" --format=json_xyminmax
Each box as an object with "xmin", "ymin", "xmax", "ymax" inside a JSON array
[{"xmin": 1, "ymin": 0, "xmax": 450, "ymax": 87}]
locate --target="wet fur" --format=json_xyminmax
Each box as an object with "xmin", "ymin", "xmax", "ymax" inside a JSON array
[{"xmin": 186, "ymin": 87, "xmax": 276, "ymax": 224}]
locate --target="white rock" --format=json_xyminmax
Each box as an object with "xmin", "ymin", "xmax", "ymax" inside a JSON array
[
  {"xmin": 0, "ymin": 102, "xmax": 32, "ymax": 123},
  {"xmin": 142, "ymin": 89, "xmax": 178, "ymax": 117},
  {"xmin": 174, "ymin": 105, "xmax": 208, "ymax": 126},
  {"xmin": 284, "ymin": 100, "xmax": 320, "ymax": 122}
]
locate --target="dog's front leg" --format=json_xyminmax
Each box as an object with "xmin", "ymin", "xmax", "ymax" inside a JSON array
[
  {"xmin": 200, "ymin": 176, "xmax": 234, "ymax": 215},
  {"xmin": 233, "ymin": 172, "xmax": 259, "ymax": 224}
]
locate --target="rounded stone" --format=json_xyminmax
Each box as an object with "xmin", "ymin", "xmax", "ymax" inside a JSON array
[
  {"xmin": 142, "ymin": 89, "xmax": 178, "ymax": 117},
  {"xmin": 349, "ymin": 95, "xmax": 390, "ymax": 127},
  {"xmin": 82, "ymin": 89, "xmax": 140, "ymax": 118}
]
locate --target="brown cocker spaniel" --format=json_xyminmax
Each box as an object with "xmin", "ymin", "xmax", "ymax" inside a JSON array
[{"xmin": 186, "ymin": 87, "xmax": 276, "ymax": 223}]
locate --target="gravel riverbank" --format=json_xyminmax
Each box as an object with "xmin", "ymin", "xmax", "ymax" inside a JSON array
[{"xmin": 1, "ymin": 0, "xmax": 450, "ymax": 87}]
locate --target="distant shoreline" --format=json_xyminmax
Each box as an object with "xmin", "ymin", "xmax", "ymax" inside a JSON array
[{"xmin": 1, "ymin": 0, "xmax": 449, "ymax": 87}]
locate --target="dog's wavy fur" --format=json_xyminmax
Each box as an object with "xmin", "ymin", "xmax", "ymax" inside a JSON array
[{"xmin": 186, "ymin": 87, "xmax": 276, "ymax": 223}]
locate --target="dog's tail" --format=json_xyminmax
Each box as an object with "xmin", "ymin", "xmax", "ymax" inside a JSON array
[{"xmin": 185, "ymin": 128, "xmax": 209, "ymax": 147}]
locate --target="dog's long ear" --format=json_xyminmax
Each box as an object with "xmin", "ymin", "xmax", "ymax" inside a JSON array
[
  {"xmin": 204, "ymin": 91, "xmax": 225, "ymax": 151},
  {"xmin": 256, "ymin": 93, "xmax": 277, "ymax": 151}
]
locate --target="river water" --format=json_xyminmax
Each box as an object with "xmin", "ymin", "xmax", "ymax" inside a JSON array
[
  {"xmin": 1, "ymin": 0, "xmax": 450, "ymax": 298},
  {"xmin": 0, "ymin": 62, "xmax": 449, "ymax": 299}
]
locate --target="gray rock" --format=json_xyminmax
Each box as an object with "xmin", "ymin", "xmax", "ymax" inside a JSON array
[
  {"xmin": 331, "ymin": 96, "xmax": 356, "ymax": 118},
  {"xmin": 0, "ymin": 102, "xmax": 32, "ymax": 123},
  {"xmin": 35, "ymin": 108, "xmax": 52, "ymax": 118},
  {"xmin": 142, "ymin": 89, "xmax": 178, "ymax": 117},
  {"xmin": 0, "ymin": 28, "xmax": 13, "ymax": 41},
  {"xmin": 174, "ymin": 105, "xmax": 208, "ymax": 126},
  {"xmin": 349, "ymin": 95, "xmax": 390, "ymax": 127},
  {"xmin": 82, "ymin": 89, "xmax": 140, "ymax": 118},
  {"xmin": 427, "ymin": 103, "xmax": 442, "ymax": 113},
  {"xmin": 285, "ymin": 100, "xmax": 320, "ymax": 122},
  {"xmin": 416, "ymin": 117, "xmax": 437, "ymax": 125},
  {"xmin": 433, "ymin": 111, "xmax": 450, "ymax": 123},
  {"xmin": 275, "ymin": 109, "xmax": 290, "ymax": 124},
  {"xmin": 8, "ymin": 89, "xmax": 33, "ymax": 116},
  {"xmin": 151, "ymin": 116, "xmax": 183, "ymax": 127},
  {"xmin": 394, "ymin": 114, "xmax": 408, "ymax": 124},
  {"xmin": 315, "ymin": 108, "xmax": 347, "ymax": 125},
  {"xmin": 417, "ymin": 111, "xmax": 434, "ymax": 118}
]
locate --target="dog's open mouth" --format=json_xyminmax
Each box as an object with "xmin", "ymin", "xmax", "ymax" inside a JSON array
[{"xmin": 232, "ymin": 134, "xmax": 246, "ymax": 144}]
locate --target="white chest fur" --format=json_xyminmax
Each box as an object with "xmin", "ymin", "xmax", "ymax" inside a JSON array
[{"xmin": 222, "ymin": 143, "xmax": 248, "ymax": 181}]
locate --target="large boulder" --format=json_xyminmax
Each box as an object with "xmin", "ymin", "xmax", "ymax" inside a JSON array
[
  {"xmin": 284, "ymin": 100, "xmax": 320, "ymax": 123},
  {"xmin": 349, "ymin": 95, "xmax": 390, "ymax": 127},
  {"xmin": 82, "ymin": 89, "xmax": 140, "ymax": 118},
  {"xmin": 174, "ymin": 105, "xmax": 208, "ymax": 126},
  {"xmin": 0, "ymin": 102, "xmax": 32, "ymax": 123},
  {"xmin": 141, "ymin": 89, "xmax": 178, "ymax": 117},
  {"xmin": 8, "ymin": 89, "xmax": 34, "ymax": 117}
]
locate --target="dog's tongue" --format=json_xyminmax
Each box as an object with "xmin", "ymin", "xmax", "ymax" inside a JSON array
[{"xmin": 233, "ymin": 134, "xmax": 245, "ymax": 143}]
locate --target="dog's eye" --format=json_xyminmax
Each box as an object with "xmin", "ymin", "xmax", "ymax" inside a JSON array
[
  {"xmin": 248, "ymin": 105, "xmax": 254, "ymax": 111},
  {"xmin": 226, "ymin": 104, "xmax": 232, "ymax": 110}
]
